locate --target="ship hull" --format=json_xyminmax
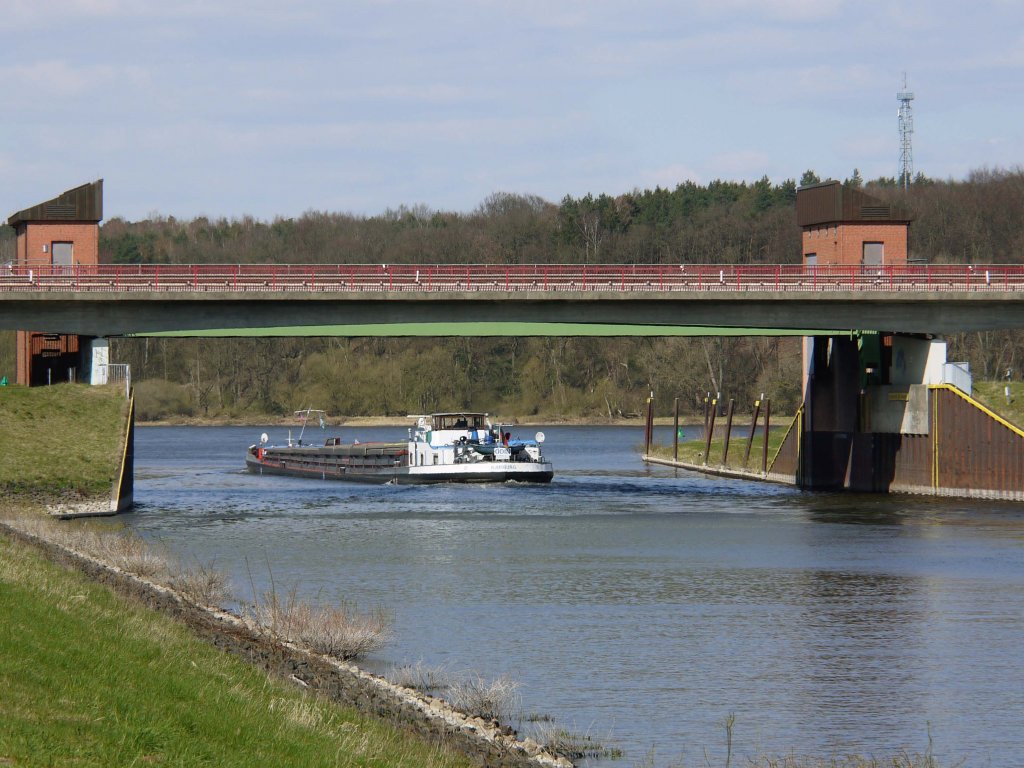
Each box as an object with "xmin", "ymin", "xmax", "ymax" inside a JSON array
[{"xmin": 245, "ymin": 453, "xmax": 553, "ymax": 484}]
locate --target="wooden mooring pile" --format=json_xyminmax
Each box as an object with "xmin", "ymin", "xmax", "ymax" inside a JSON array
[{"xmin": 642, "ymin": 393, "xmax": 777, "ymax": 477}]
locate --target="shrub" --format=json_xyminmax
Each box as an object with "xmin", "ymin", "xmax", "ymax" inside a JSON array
[
  {"xmin": 387, "ymin": 660, "xmax": 451, "ymax": 693},
  {"xmin": 246, "ymin": 588, "xmax": 392, "ymax": 660},
  {"xmin": 168, "ymin": 561, "xmax": 232, "ymax": 606},
  {"xmin": 445, "ymin": 672, "xmax": 519, "ymax": 723}
]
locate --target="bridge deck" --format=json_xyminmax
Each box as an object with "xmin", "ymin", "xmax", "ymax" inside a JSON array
[{"xmin": 3, "ymin": 263, "xmax": 1024, "ymax": 336}]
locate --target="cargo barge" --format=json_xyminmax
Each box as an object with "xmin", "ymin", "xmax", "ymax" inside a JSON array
[{"xmin": 246, "ymin": 411, "xmax": 553, "ymax": 484}]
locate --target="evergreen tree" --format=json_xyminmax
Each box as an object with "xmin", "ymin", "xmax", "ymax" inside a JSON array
[{"xmin": 800, "ymin": 170, "xmax": 821, "ymax": 186}]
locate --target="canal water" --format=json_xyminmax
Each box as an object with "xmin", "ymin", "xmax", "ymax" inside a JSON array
[{"xmin": 122, "ymin": 424, "xmax": 1024, "ymax": 767}]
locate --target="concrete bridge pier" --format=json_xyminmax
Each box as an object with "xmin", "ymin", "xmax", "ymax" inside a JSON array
[
  {"xmin": 792, "ymin": 331, "xmax": 1024, "ymax": 498},
  {"xmin": 800, "ymin": 334, "xmax": 865, "ymax": 490},
  {"xmin": 87, "ymin": 337, "xmax": 109, "ymax": 385}
]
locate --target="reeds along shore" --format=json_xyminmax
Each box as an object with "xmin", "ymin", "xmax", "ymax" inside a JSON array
[
  {"xmin": 0, "ymin": 517, "xmax": 480, "ymax": 768},
  {"xmin": 0, "ymin": 510, "xmax": 576, "ymax": 768}
]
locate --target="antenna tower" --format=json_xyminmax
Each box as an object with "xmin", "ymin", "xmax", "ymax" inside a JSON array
[{"xmin": 897, "ymin": 73, "xmax": 914, "ymax": 190}]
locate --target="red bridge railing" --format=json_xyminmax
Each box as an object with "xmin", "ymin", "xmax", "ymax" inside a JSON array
[{"xmin": 2, "ymin": 263, "xmax": 1024, "ymax": 294}]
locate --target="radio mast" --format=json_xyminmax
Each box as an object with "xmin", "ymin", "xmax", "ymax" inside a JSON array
[{"xmin": 897, "ymin": 73, "xmax": 915, "ymax": 190}]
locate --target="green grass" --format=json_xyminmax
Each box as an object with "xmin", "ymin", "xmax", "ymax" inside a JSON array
[
  {"xmin": 648, "ymin": 424, "xmax": 789, "ymax": 471},
  {"xmin": 0, "ymin": 383, "xmax": 127, "ymax": 500},
  {"xmin": 970, "ymin": 380, "xmax": 1024, "ymax": 429},
  {"xmin": 0, "ymin": 533, "xmax": 473, "ymax": 768}
]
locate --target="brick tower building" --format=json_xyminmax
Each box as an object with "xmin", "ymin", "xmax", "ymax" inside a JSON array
[
  {"xmin": 796, "ymin": 180, "xmax": 913, "ymax": 267},
  {"xmin": 8, "ymin": 180, "xmax": 103, "ymax": 386}
]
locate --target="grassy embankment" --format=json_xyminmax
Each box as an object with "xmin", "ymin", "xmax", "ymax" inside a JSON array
[
  {"xmin": 0, "ymin": 383, "xmax": 477, "ymax": 767},
  {"xmin": 0, "ymin": 533, "xmax": 473, "ymax": 768},
  {"xmin": 0, "ymin": 382, "xmax": 127, "ymax": 504},
  {"xmin": 972, "ymin": 380, "xmax": 1024, "ymax": 426}
]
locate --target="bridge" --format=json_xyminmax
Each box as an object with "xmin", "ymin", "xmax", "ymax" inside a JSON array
[
  {"xmin": 3, "ymin": 262, "xmax": 1024, "ymax": 337},
  {"xmin": 7, "ymin": 260, "xmax": 1024, "ymax": 501},
  {"xmin": 9, "ymin": 180, "xmax": 1024, "ymax": 504}
]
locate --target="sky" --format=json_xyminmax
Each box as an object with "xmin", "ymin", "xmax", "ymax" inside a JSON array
[{"xmin": 2, "ymin": 0, "xmax": 1023, "ymax": 222}]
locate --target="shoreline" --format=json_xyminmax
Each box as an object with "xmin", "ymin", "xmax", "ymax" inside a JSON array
[{"xmin": 0, "ymin": 512, "xmax": 572, "ymax": 768}]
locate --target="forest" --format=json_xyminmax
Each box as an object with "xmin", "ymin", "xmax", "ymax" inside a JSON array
[{"xmin": 2, "ymin": 167, "xmax": 1023, "ymax": 422}]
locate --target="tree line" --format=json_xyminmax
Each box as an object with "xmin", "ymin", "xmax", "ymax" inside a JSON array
[{"xmin": 5, "ymin": 168, "xmax": 1024, "ymax": 420}]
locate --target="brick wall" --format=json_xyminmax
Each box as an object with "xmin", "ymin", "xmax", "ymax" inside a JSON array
[
  {"xmin": 16, "ymin": 222, "xmax": 99, "ymax": 267},
  {"xmin": 14, "ymin": 220, "xmax": 99, "ymax": 384},
  {"xmin": 802, "ymin": 222, "xmax": 908, "ymax": 266}
]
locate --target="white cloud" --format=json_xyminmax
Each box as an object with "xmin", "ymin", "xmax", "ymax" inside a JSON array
[
  {"xmin": 687, "ymin": 0, "xmax": 844, "ymax": 21},
  {"xmin": 2, "ymin": 0, "xmax": 1023, "ymax": 220},
  {"xmin": 4, "ymin": 0, "xmax": 119, "ymax": 20},
  {"xmin": 728, "ymin": 63, "xmax": 880, "ymax": 105},
  {"xmin": 0, "ymin": 59, "xmax": 150, "ymax": 98},
  {"xmin": 637, "ymin": 164, "xmax": 704, "ymax": 189},
  {"xmin": 707, "ymin": 150, "xmax": 773, "ymax": 177}
]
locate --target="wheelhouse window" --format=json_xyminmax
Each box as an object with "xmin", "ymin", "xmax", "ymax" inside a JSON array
[{"xmin": 433, "ymin": 413, "xmax": 487, "ymax": 430}]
